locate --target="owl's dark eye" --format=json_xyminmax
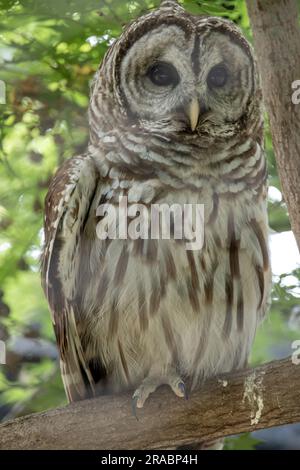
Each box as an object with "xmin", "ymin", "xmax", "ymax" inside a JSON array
[
  {"xmin": 207, "ymin": 64, "xmax": 228, "ymax": 89},
  {"xmin": 147, "ymin": 62, "xmax": 180, "ymax": 87}
]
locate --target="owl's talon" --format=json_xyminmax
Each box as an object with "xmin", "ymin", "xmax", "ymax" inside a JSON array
[
  {"xmin": 131, "ymin": 395, "xmax": 139, "ymax": 420},
  {"xmin": 178, "ymin": 381, "xmax": 188, "ymax": 400},
  {"xmin": 132, "ymin": 373, "xmax": 186, "ymax": 411},
  {"xmin": 169, "ymin": 379, "xmax": 187, "ymax": 399}
]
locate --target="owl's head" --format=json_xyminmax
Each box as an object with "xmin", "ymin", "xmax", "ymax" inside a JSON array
[{"xmin": 91, "ymin": 0, "xmax": 260, "ymax": 139}]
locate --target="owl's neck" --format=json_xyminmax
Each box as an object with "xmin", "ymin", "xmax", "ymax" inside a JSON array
[{"xmin": 89, "ymin": 122, "xmax": 265, "ymax": 202}]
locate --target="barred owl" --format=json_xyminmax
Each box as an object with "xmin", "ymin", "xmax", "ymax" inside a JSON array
[{"xmin": 42, "ymin": 0, "xmax": 271, "ymax": 416}]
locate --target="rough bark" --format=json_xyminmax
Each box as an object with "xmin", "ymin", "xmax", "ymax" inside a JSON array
[
  {"xmin": 0, "ymin": 357, "xmax": 299, "ymax": 450},
  {"xmin": 246, "ymin": 0, "xmax": 300, "ymax": 251}
]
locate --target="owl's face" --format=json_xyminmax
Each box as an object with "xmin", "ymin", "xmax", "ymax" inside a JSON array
[{"xmin": 95, "ymin": 5, "xmax": 258, "ymax": 138}]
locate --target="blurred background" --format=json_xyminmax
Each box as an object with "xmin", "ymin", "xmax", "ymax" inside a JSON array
[{"xmin": 0, "ymin": 0, "xmax": 299, "ymax": 450}]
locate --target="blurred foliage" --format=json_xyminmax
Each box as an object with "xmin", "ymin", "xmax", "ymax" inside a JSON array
[
  {"xmin": 0, "ymin": 0, "xmax": 299, "ymax": 450},
  {"xmin": 224, "ymin": 433, "xmax": 261, "ymax": 450}
]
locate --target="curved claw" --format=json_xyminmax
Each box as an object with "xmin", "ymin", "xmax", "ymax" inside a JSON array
[
  {"xmin": 178, "ymin": 381, "xmax": 188, "ymax": 400},
  {"xmin": 131, "ymin": 395, "xmax": 139, "ymax": 421}
]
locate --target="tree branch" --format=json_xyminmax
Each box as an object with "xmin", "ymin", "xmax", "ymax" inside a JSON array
[
  {"xmin": 0, "ymin": 357, "xmax": 299, "ymax": 449},
  {"xmin": 246, "ymin": 0, "xmax": 300, "ymax": 251}
]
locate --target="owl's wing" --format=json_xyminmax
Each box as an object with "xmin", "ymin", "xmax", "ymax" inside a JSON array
[{"xmin": 41, "ymin": 154, "xmax": 98, "ymax": 402}]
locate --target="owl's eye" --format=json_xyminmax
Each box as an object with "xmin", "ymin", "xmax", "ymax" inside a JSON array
[
  {"xmin": 147, "ymin": 62, "xmax": 180, "ymax": 87},
  {"xmin": 207, "ymin": 64, "xmax": 228, "ymax": 89}
]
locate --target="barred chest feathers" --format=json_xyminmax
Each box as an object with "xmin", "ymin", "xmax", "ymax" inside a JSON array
[{"xmin": 57, "ymin": 132, "xmax": 271, "ymax": 395}]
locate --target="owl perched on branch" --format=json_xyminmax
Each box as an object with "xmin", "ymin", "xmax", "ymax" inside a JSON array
[{"xmin": 42, "ymin": 0, "xmax": 271, "ymax": 417}]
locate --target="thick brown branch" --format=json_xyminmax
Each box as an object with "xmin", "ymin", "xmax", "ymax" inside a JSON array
[
  {"xmin": 0, "ymin": 357, "xmax": 299, "ymax": 449},
  {"xmin": 246, "ymin": 0, "xmax": 300, "ymax": 250}
]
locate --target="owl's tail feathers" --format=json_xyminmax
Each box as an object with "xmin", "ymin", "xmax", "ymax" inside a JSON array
[
  {"xmin": 60, "ymin": 307, "xmax": 95, "ymax": 403},
  {"xmin": 180, "ymin": 439, "xmax": 224, "ymax": 451},
  {"xmin": 198, "ymin": 439, "xmax": 224, "ymax": 450}
]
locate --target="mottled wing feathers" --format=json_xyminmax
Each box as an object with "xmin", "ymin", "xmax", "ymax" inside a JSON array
[{"xmin": 41, "ymin": 155, "xmax": 98, "ymax": 402}]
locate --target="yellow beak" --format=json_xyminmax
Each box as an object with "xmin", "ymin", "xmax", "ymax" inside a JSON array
[{"xmin": 187, "ymin": 98, "xmax": 200, "ymax": 131}]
